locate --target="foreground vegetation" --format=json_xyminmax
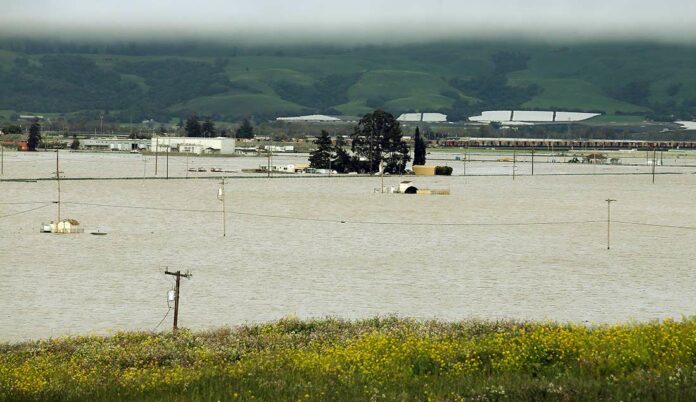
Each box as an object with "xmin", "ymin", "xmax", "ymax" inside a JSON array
[{"xmin": 2, "ymin": 317, "xmax": 696, "ymax": 401}]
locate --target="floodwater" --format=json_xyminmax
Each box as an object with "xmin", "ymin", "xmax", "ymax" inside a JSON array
[{"xmin": 1, "ymin": 151, "xmax": 696, "ymax": 341}]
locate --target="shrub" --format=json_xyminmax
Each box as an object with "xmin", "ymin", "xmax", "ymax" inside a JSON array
[{"xmin": 435, "ymin": 166, "xmax": 453, "ymax": 176}]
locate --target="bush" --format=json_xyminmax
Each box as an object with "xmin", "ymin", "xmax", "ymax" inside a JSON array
[{"xmin": 435, "ymin": 166, "xmax": 453, "ymax": 175}]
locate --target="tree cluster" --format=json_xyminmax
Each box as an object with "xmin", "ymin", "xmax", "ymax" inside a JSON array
[
  {"xmin": 309, "ymin": 110, "xmax": 411, "ymax": 174},
  {"xmin": 235, "ymin": 119, "xmax": 254, "ymax": 139},
  {"xmin": 184, "ymin": 114, "xmax": 217, "ymax": 137}
]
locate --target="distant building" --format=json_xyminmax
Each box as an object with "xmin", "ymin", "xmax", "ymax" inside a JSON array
[
  {"xmin": 468, "ymin": 110, "xmax": 601, "ymax": 124},
  {"xmin": 19, "ymin": 115, "xmax": 44, "ymax": 121},
  {"xmin": 82, "ymin": 138, "xmax": 149, "ymax": 151},
  {"xmin": 150, "ymin": 137, "xmax": 236, "ymax": 155},
  {"xmin": 276, "ymin": 115, "xmax": 342, "ymax": 122},
  {"xmin": 397, "ymin": 113, "xmax": 448, "ymax": 123},
  {"xmin": 263, "ymin": 145, "xmax": 295, "ymax": 153}
]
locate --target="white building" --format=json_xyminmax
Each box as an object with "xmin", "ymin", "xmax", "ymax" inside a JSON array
[
  {"xmin": 397, "ymin": 113, "xmax": 448, "ymax": 123},
  {"xmin": 276, "ymin": 115, "xmax": 342, "ymax": 122},
  {"xmin": 82, "ymin": 138, "xmax": 149, "ymax": 151},
  {"xmin": 150, "ymin": 137, "xmax": 236, "ymax": 155},
  {"xmin": 468, "ymin": 110, "xmax": 601, "ymax": 124}
]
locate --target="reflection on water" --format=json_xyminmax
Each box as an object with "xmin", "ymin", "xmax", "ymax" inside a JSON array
[{"xmin": 1, "ymin": 152, "xmax": 695, "ymax": 341}]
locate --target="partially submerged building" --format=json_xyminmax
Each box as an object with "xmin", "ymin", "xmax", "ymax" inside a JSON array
[
  {"xmin": 150, "ymin": 137, "xmax": 236, "ymax": 155},
  {"xmin": 41, "ymin": 219, "xmax": 84, "ymax": 234}
]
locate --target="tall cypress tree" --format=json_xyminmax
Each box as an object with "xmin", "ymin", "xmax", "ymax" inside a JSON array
[
  {"xmin": 413, "ymin": 126, "xmax": 427, "ymax": 165},
  {"xmin": 27, "ymin": 121, "xmax": 41, "ymax": 151}
]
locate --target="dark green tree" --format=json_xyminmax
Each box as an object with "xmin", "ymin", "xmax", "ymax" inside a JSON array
[
  {"xmin": 3, "ymin": 125, "xmax": 23, "ymax": 134},
  {"xmin": 351, "ymin": 110, "xmax": 410, "ymax": 174},
  {"xmin": 27, "ymin": 122, "xmax": 41, "ymax": 151},
  {"xmin": 235, "ymin": 118, "xmax": 254, "ymax": 139},
  {"xmin": 382, "ymin": 134, "xmax": 411, "ymax": 174},
  {"xmin": 309, "ymin": 130, "xmax": 333, "ymax": 169},
  {"xmin": 185, "ymin": 114, "xmax": 201, "ymax": 137},
  {"xmin": 70, "ymin": 135, "xmax": 80, "ymax": 150},
  {"xmin": 332, "ymin": 136, "xmax": 353, "ymax": 173},
  {"xmin": 413, "ymin": 126, "xmax": 427, "ymax": 165},
  {"xmin": 201, "ymin": 119, "xmax": 216, "ymax": 137}
]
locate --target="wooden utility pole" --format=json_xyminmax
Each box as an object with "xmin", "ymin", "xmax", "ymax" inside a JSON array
[
  {"xmin": 512, "ymin": 149, "xmax": 517, "ymax": 180},
  {"xmin": 267, "ymin": 149, "xmax": 271, "ymax": 178},
  {"xmin": 155, "ymin": 136, "xmax": 159, "ymax": 175},
  {"xmin": 606, "ymin": 199, "xmax": 616, "ymax": 250},
  {"xmin": 651, "ymin": 149, "xmax": 657, "ymax": 184},
  {"xmin": 55, "ymin": 150, "xmax": 61, "ymax": 222},
  {"xmin": 164, "ymin": 269, "xmax": 192, "ymax": 332},
  {"xmin": 218, "ymin": 178, "xmax": 226, "ymax": 237},
  {"xmin": 166, "ymin": 136, "xmax": 169, "ymax": 179}
]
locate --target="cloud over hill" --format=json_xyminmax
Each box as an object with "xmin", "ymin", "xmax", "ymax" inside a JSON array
[{"xmin": 2, "ymin": 0, "xmax": 696, "ymax": 44}]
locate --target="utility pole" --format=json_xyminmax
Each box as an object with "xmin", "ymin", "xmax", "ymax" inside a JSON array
[
  {"xmin": 531, "ymin": 149, "xmax": 535, "ymax": 176},
  {"xmin": 142, "ymin": 156, "xmax": 147, "ymax": 180},
  {"xmin": 512, "ymin": 149, "xmax": 517, "ymax": 180},
  {"xmin": 267, "ymin": 148, "xmax": 272, "ymax": 178},
  {"xmin": 155, "ymin": 136, "xmax": 159, "ymax": 175},
  {"xmin": 55, "ymin": 150, "xmax": 62, "ymax": 222},
  {"xmin": 1, "ymin": 143, "xmax": 4, "ymax": 177},
  {"xmin": 606, "ymin": 199, "xmax": 616, "ymax": 250},
  {"xmin": 218, "ymin": 178, "xmax": 226, "ymax": 237},
  {"xmin": 381, "ymin": 163, "xmax": 384, "ymax": 193},
  {"xmin": 166, "ymin": 136, "xmax": 169, "ymax": 180},
  {"xmin": 651, "ymin": 148, "xmax": 657, "ymax": 184},
  {"xmin": 164, "ymin": 269, "xmax": 192, "ymax": 332}
]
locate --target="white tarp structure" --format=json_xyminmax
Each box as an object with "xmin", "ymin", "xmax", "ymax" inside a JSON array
[
  {"xmin": 512, "ymin": 111, "xmax": 555, "ymax": 122},
  {"xmin": 555, "ymin": 112, "xmax": 602, "ymax": 122},
  {"xmin": 276, "ymin": 115, "xmax": 341, "ymax": 122},
  {"xmin": 397, "ymin": 113, "xmax": 448, "ymax": 122},
  {"xmin": 676, "ymin": 121, "xmax": 696, "ymax": 130},
  {"xmin": 469, "ymin": 110, "xmax": 600, "ymax": 123}
]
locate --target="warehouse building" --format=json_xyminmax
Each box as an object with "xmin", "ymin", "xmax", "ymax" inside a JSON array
[{"xmin": 150, "ymin": 137, "xmax": 236, "ymax": 155}]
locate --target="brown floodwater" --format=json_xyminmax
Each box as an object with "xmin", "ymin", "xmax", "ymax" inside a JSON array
[{"xmin": 1, "ymin": 151, "xmax": 695, "ymax": 341}]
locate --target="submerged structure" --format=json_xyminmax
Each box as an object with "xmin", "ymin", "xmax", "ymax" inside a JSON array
[{"xmin": 41, "ymin": 219, "xmax": 84, "ymax": 234}]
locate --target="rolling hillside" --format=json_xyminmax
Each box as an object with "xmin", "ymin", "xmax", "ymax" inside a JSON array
[{"xmin": 0, "ymin": 41, "xmax": 694, "ymax": 123}]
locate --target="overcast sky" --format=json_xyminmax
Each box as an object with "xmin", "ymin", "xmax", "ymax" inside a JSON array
[{"xmin": 3, "ymin": 0, "xmax": 696, "ymax": 44}]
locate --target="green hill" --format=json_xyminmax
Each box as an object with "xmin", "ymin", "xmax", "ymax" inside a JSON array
[{"xmin": 0, "ymin": 40, "xmax": 694, "ymax": 123}]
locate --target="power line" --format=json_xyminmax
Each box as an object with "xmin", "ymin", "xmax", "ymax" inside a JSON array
[
  {"xmin": 0, "ymin": 204, "xmax": 52, "ymax": 219},
  {"xmin": 615, "ymin": 221, "xmax": 696, "ymax": 231},
  {"xmin": 3, "ymin": 199, "xmax": 695, "ymax": 231},
  {"xmin": 229, "ymin": 210, "xmax": 604, "ymax": 227},
  {"xmin": 0, "ymin": 201, "xmax": 51, "ymax": 205},
  {"xmin": 61, "ymin": 201, "xmax": 220, "ymax": 214},
  {"xmin": 153, "ymin": 307, "xmax": 172, "ymax": 332}
]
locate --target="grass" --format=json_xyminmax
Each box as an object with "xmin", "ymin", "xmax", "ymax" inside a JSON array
[
  {"xmin": 510, "ymin": 75, "xmax": 649, "ymax": 114},
  {"xmin": 2, "ymin": 317, "xmax": 696, "ymax": 401},
  {"xmin": 168, "ymin": 93, "xmax": 307, "ymax": 117},
  {"xmin": 2, "ymin": 42, "xmax": 696, "ymax": 121},
  {"xmin": 347, "ymin": 70, "xmax": 452, "ymax": 102}
]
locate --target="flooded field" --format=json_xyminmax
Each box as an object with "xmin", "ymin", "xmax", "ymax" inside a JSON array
[{"xmin": 1, "ymin": 151, "xmax": 696, "ymax": 341}]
